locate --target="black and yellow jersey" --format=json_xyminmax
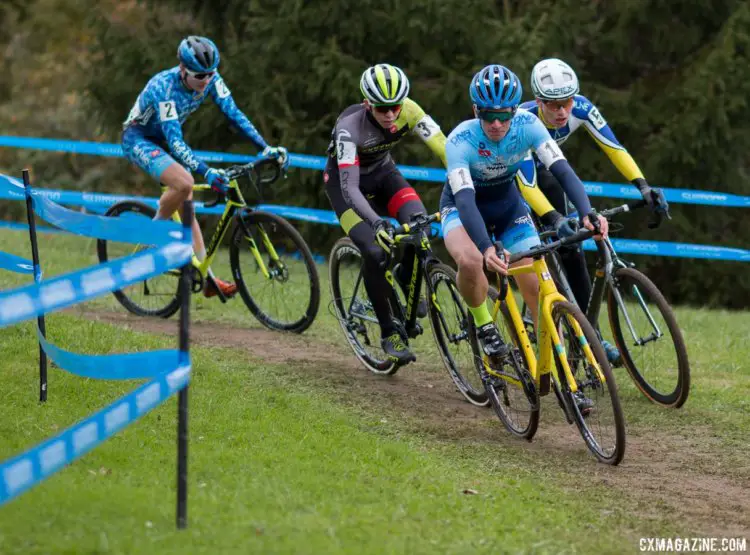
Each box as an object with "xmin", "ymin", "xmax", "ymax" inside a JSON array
[{"xmin": 327, "ymin": 98, "xmax": 447, "ymax": 173}]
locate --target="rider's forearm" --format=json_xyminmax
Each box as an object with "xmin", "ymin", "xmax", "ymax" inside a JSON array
[
  {"xmin": 548, "ymin": 159, "xmax": 592, "ymax": 217},
  {"xmin": 339, "ymin": 166, "xmax": 380, "ymax": 227},
  {"xmin": 216, "ymin": 95, "xmax": 268, "ymax": 150},
  {"xmin": 454, "ymin": 189, "xmax": 493, "ymax": 254}
]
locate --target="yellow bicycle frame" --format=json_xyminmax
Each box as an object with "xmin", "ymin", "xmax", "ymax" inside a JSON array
[{"xmin": 487, "ymin": 255, "xmax": 607, "ymax": 393}]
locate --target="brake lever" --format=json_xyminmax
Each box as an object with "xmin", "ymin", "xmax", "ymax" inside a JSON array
[{"xmin": 492, "ymin": 241, "xmax": 509, "ymax": 302}]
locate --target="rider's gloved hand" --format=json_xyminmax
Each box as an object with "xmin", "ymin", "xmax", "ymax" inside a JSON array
[
  {"xmin": 540, "ymin": 210, "xmax": 579, "ymax": 239},
  {"xmin": 204, "ymin": 167, "xmax": 229, "ymax": 194},
  {"xmin": 261, "ymin": 145, "xmax": 290, "ymax": 171},
  {"xmin": 633, "ymin": 178, "xmax": 669, "ymax": 214},
  {"xmin": 373, "ymin": 219, "xmax": 395, "ymax": 255}
]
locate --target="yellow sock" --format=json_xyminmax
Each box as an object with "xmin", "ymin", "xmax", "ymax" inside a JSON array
[{"xmin": 468, "ymin": 302, "xmax": 492, "ymax": 327}]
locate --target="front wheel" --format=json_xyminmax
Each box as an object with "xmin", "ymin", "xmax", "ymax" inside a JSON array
[
  {"xmin": 472, "ymin": 292, "xmax": 540, "ymax": 440},
  {"xmin": 426, "ymin": 263, "xmax": 488, "ymax": 406},
  {"xmin": 328, "ymin": 237, "xmax": 397, "ymax": 375},
  {"xmin": 96, "ymin": 200, "xmax": 182, "ymax": 318},
  {"xmin": 552, "ymin": 301, "xmax": 626, "ymax": 465},
  {"xmin": 607, "ymin": 267, "xmax": 690, "ymax": 408},
  {"xmin": 230, "ymin": 210, "xmax": 320, "ymax": 333}
]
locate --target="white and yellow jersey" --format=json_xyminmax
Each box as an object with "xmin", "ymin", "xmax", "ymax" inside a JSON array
[{"xmin": 520, "ymin": 95, "xmax": 644, "ymax": 182}]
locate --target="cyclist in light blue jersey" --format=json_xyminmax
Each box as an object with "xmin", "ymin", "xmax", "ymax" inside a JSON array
[
  {"xmin": 122, "ymin": 36, "xmax": 289, "ymax": 298},
  {"xmin": 440, "ymin": 64, "xmax": 608, "ymax": 358}
]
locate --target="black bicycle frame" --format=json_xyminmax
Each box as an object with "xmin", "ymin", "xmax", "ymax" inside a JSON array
[{"xmin": 348, "ymin": 228, "xmax": 439, "ymax": 337}]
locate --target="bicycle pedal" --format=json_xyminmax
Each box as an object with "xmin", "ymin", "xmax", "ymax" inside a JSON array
[
  {"xmin": 406, "ymin": 322, "xmax": 423, "ymax": 339},
  {"xmin": 538, "ymin": 373, "xmax": 551, "ymax": 396}
]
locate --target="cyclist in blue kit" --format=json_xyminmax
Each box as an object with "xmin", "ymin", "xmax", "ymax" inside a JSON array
[
  {"xmin": 440, "ymin": 64, "xmax": 608, "ymax": 358},
  {"xmin": 121, "ymin": 36, "xmax": 288, "ymax": 297}
]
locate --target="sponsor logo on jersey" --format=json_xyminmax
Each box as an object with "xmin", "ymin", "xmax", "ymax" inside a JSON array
[
  {"xmin": 514, "ymin": 214, "xmax": 533, "ymax": 226},
  {"xmin": 450, "ymin": 130, "xmax": 471, "ymax": 146}
]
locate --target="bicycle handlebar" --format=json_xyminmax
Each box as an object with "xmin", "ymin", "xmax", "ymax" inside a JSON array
[
  {"xmin": 205, "ymin": 157, "xmax": 284, "ymax": 207},
  {"xmin": 393, "ymin": 212, "xmax": 441, "ymax": 238}
]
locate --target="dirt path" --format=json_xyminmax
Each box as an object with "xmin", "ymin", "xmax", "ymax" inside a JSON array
[{"xmin": 86, "ymin": 311, "xmax": 749, "ymax": 537}]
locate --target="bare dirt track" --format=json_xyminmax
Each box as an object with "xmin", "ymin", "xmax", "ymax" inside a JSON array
[{"xmin": 87, "ymin": 311, "xmax": 750, "ymax": 538}]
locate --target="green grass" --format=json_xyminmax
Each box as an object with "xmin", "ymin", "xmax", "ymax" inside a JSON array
[{"xmin": 0, "ymin": 229, "xmax": 748, "ymax": 553}]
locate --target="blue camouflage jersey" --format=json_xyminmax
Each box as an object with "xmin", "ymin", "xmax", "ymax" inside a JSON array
[
  {"xmin": 122, "ymin": 67, "xmax": 267, "ymax": 177},
  {"xmin": 441, "ymin": 110, "xmax": 591, "ymax": 254},
  {"xmin": 520, "ymin": 95, "xmax": 644, "ymax": 182}
]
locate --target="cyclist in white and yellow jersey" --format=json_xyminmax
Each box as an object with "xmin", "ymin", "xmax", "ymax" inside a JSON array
[{"xmin": 519, "ymin": 58, "xmax": 669, "ymax": 364}]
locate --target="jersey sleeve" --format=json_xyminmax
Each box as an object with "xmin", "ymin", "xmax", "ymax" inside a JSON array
[
  {"xmin": 334, "ymin": 124, "xmax": 380, "ymax": 228},
  {"xmin": 402, "ymin": 99, "xmax": 448, "ymax": 168},
  {"xmin": 527, "ymin": 116, "xmax": 591, "ymax": 216},
  {"xmin": 578, "ymin": 97, "xmax": 644, "ymax": 181},
  {"xmin": 209, "ymin": 75, "xmax": 268, "ymax": 150},
  {"xmin": 515, "ymin": 154, "xmax": 555, "ymax": 217},
  {"xmin": 445, "ymin": 130, "xmax": 493, "ymax": 253},
  {"xmin": 150, "ymin": 90, "xmax": 208, "ymax": 175}
]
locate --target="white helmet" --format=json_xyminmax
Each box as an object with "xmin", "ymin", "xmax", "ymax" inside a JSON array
[{"xmin": 530, "ymin": 58, "xmax": 579, "ymax": 100}]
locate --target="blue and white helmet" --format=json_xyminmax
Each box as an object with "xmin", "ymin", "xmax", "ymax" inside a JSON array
[
  {"xmin": 177, "ymin": 36, "xmax": 220, "ymax": 73},
  {"xmin": 469, "ymin": 65, "xmax": 523, "ymax": 110},
  {"xmin": 530, "ymin": 58, "xmax": 579, "ymax": 100}
]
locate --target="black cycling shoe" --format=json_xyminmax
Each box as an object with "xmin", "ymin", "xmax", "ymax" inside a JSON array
[
  {"xmin": 476, "ymin": 322, "xmax": 510, "ymax": 359},
  {"xmin": 381, "ymin": 333, "xmax": 416, "ymax": 365},
  {"xmin": 573, "ymin": 391, "xmax": 594, "ymax": 417}
]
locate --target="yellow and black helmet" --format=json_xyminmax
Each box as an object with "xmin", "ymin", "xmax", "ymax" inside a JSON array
[{"xmin": 359, "ymin": 64, "xmax": 410, "ymax": 105}]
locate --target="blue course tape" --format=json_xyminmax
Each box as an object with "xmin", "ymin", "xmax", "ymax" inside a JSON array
[
  {"xmin": 0, "ymin": 362, "xmax": 191, "ymax": 506},
  {"xmin": 0, "ymin": 251, "xmax": 33, "ymax": 274},
  {"xmin": 33, "ymin": 193, "xmax": 183, "ymax": 245},
  {"xmin": 1, "ymin": 136, "xmax": 749, "ymax": 206},
  {"xmin": 36, "ymin": 325, "xmax": 182, "ymax": 380},
  {"xmin": 0, "ymin": 241, "xmax": 191, "ymax": 329}
]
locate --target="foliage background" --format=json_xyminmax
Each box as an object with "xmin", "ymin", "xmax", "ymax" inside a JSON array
[{"xmin": 1, "ymin": 0, "xmax": 748, "ymax": 306}]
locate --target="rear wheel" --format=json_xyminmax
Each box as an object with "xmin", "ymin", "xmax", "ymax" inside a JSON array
[
  {"xmin": 231, "ymin": 210, "xmax": 320, "ymax": 333},
  {"xmin": 552, "ymin": 301, "xmax": 626, "ymax": 465},
  {"xmin": 426, "ymin": 263, "xmax": 488, "ymax": 406},
  {"xmin": 328, "ymin": 237, "xmax": 398, "ymax": 375},
  {"xmin": 96, "ymin": 201, "xmax": 182, "ymax": 318},
  {"xmin": 607, "ymin": 267, "xmax": 690, "ymax": 407}
]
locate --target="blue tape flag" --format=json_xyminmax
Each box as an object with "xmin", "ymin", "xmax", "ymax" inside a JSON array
[
  {"xmin": 33, "ymin": 193, "xmax": 183, "ymax": 245},
  {"xmin": 0, "ymin": 241, "xmax": 191, "ymax": 329},
  {"xmin": 36, "ymin": 325, "xmax": 182, "ymax": 380},
  {"xmin": 0, "ymin": 251, "xmax": 33, "ymax": 274},
  {"xmin": 0, "ymin": 173, "xmax": 26, "ymax": 200},
  {"xmin": 1, "ymin": 136, "xmax": 749, "ymax": 207},
  {"xmin": 0, "ymin": 362, "xmax": 191, "ymax": 506},
  {"xmin": 581, "ymin": 238, "xmax": 750, "ymax": 261}
]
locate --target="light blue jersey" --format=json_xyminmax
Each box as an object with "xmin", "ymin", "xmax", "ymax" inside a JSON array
[
  {"xmin": 439, "ymin": 111, "xmax": 571, "ymax": 254},
  {"xmin": 442, "ymin": 110, "xmax": 565, "ymax": 204},
  {"xmin": 122, "ymin": 67, "xmax": 266, "ymax": 179}
]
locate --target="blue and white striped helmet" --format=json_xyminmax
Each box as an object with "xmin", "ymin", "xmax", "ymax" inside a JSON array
[
  {"xmin": 177, "ymin": 36, "xmax": 220, "ymax": 73},
  {"xmin": 469, "ymin": 65, "xmax": 523, "ymax": 110}
]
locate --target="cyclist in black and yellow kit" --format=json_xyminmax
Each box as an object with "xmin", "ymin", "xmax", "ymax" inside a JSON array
[{"xmin": 324, "ymin": 63, "xmax": 447, "ymax": 364}]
